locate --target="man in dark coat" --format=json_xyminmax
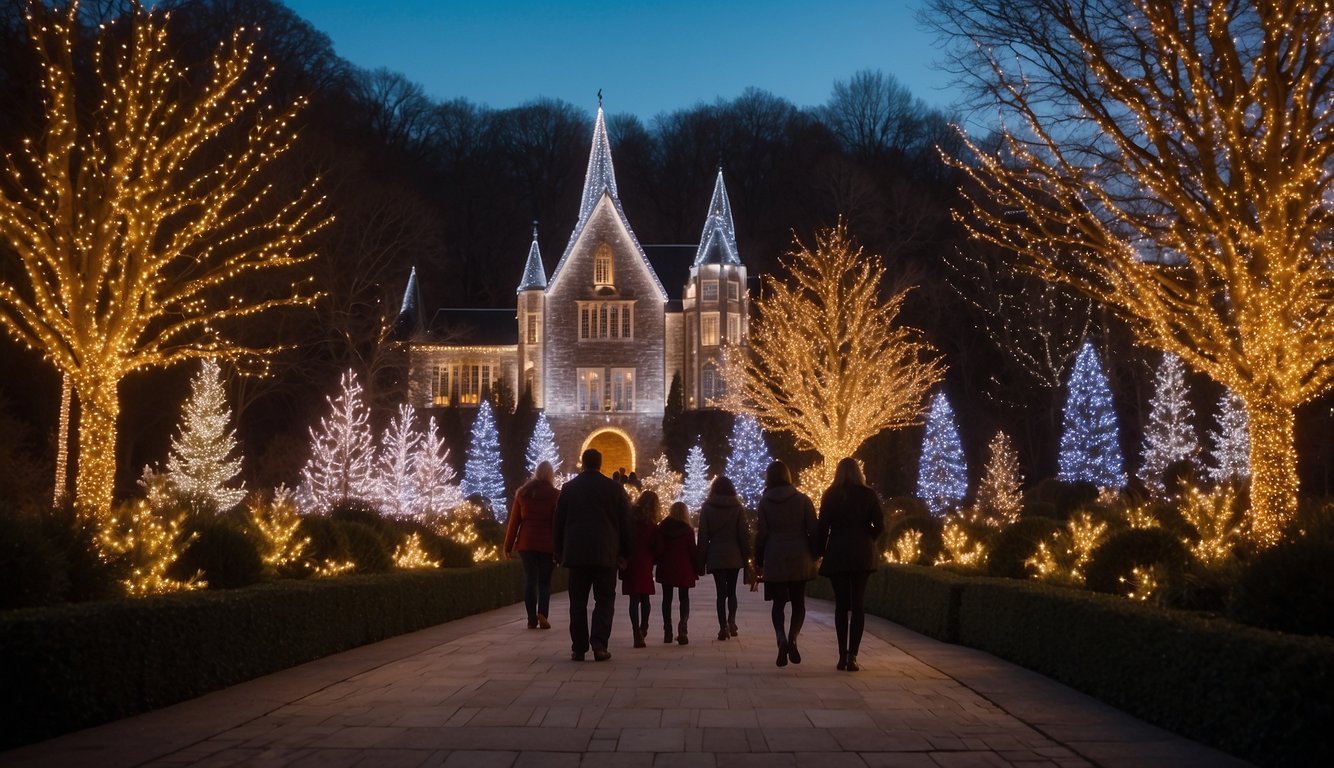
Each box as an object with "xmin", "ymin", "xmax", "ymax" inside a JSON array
[{"xmin": 553, "ymin": 448, "xmax": 632, "ymax": 661}]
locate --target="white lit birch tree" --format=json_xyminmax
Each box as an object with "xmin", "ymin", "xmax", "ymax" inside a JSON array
[
  {"xmin": 0, "ymin": 2, "xmax": 326, "ymax": 516},
  {"xmin": 927, "ymin": 0, "xmax": 1334, "ymax": 545}
]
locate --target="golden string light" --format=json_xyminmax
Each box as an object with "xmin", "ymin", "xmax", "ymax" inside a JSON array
[
  {"xmin": 247, "ymin": 487, "xmax": 310, "ymax": 573},
  {"xmin": 724, "ymin": 220, "xmax": 944, "ymax": 491},
  {"xmin": 947, "ymin": 0, "xmax": 1334, "ymax": 546},
  {"xmin": 393, "ymin": 532, "xmax": 442, "ymax": 570},
  {"xmin": 0, "ymin": 2, "xmax": 328, "ymax": 517},
  {"xmin": 97, "ymin": 500, "xmax": 205, "ymax": 596}
]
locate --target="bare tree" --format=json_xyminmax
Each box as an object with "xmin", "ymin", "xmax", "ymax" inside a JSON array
[
  {"xmin": 823, "ymin": 69, "xmax": 928, "ymax": 163},
  {"xmin": 0, "ymin": 2, "xmax": 325, "ymax": 515},
  {"xmin": 926, "ymin": 0, "xmax": 1334, "ymax": 545}
]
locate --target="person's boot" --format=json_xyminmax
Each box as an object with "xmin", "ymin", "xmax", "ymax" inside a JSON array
[
  {"xmin": 677, "ymin": 619, "xmax": 689, "ymax": 645},
  {"xmin": 845, "ymin": 654, "xmax": 860, "ymax": 672},
  {"xmin": 633, "ymin": 626, "xmax": 646, "ymax": 648},
  {"xmin": 717, "ymin": 625, "xmax": 729, "ymax": 641},
  {"xmin": 775, "ymin": 632, "xmax": 789, "ymax": 667},
  {"xmin": 837, "ymin": 651, "xmax": 848, "ymax": 671},
  {"xmin": 727, "ymin": 620, "xmax": 738, "ymax": 637},
  {"xmin": 786, "ymin": 631, "xmax": 801, "ymax": 664},
  {"xmin": 663, "ymin": 623, "xmax": 674, "ymax": 643}
]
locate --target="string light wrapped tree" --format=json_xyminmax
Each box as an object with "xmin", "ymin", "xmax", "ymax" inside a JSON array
[
  {"xmin": 1058, "ymin": 342, "xmax": 1125, "ymax": 490},
  {"xmin": 1139, "ymin": 354, "xmax": 1199, "ymax": 496},
  {"xmin": 463, "ymin": 399, "xmax": 506, "ymax": 519},
  {"xmin": 682, "ymin": 443, "xmax": 711, "ymax": 512},
  {"xmin": 916, "ymin": 391, "xmax": 969, "ymax": 516},
  {"xmin": 297, "ymin": 370, "xmax": 377, "ymax": 513},
  {"xmin": 0, "ymin": 2, "xmax": 325, "ymax": 516},
  {"xmin": 724, "ymin": 221, "xmax": 944, "ymax": 491},
  {"xmin": 164, "ymin": 359, "xmax": 246, "ymax": 511},
  {"xmin": 929, "ymin": 0, "xmax": 1334, "ymax": 544},
  {"xmin": 727, "ymin": 414, "xmax": 772, "ymax": 510},
  {"xmin": 525, "ymin": 412, "xmax": 562, "ymax": 477},
  {"xmin": 974, "ymin": 430, "xmax": 1023, "ymax": 528},
  {"xmin": 375, "ymin": 403, "xmax": 421, "ymax": 518},
  {"xmin": 1208, "ymin": 390, "xmax": 1251, "ymax": 486},
  {"xmin": 414, "ymin": 416, "xmax": 464, "ymax": 516}
]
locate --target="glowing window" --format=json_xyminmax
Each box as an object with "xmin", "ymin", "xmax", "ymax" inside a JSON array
[
  {"xmin": 701, "ymin": 313, "xmax": 719, "ymax": 346},
  {"xmin": 594, "ymin": 244, "xmax": 614, "ymax": 286}
]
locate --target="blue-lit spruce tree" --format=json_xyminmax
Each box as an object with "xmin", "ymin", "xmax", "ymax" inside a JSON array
[
  {"xmin": 463, "ymin": 398, "xmax": 506, "ymax": 519},
  {"xmin": 727, "ymin": 414, "xmax": 771, "ymax": 509},
  {"xmin": 916, "ymin": 391, "xmax": 969, "ymax": 515},
  {"xmin": 1058, "ymin": 342, "xmax": 1126, "ymax": 489},
  {"xmin": 1139, "ymin": 353, "xmax": 1199, "ymax": 496}
]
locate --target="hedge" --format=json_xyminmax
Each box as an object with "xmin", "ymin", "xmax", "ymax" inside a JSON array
[
  {"xmin": 0, "ymin": 561, "xmax": 563, "ymax": 749},
  {"xmin": 810, "ymin": 565, "xmax": 1333, "ymax": 766}
]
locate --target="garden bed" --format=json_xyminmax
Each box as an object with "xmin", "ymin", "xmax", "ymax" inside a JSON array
[
  {"xmin": 810, "ymin": 565, "xmax": 1333, "ymax": 766},
  {"xmin": 0, "ymin": 561, "xmax": 561, "ymax": 749}
]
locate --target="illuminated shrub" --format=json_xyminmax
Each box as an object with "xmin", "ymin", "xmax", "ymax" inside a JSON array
[
  {"xmin": 297, "ymin": 516, "xmax": 350, "ymax": 567},
  {"xmin": 1084, "ymin": 527, "xmax": 1193, "ymax": 598},
  {"xmin": 884, "ymin": 514, "xmax": 943, "ymax": 565},
  {"xmin": 987, "ymin": 517, "xmax": 1063, "ymax": 578}
]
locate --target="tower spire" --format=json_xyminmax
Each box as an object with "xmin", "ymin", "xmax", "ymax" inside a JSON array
[
  {"xmin": 574, "ymin": 104, "xmax": 619, "ymax": 231},
  {"xmin": 517, "ymin": 224, "xmax": 547, "ymax": 292},
  {"xmin": 694, "ymin": 168, "xmax": 741, "ymax": 266}
]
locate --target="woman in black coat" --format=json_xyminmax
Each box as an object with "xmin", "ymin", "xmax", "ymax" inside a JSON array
[
  {"xmin": 755, "ymin": 460, "xmax": 817, "ymax": 667},
  {"xmin": 696, "ymin": 476, "xmax": 750, "ymax": 641},
  {"xmin": 816, "ymin": 457, "xmax": 884, "ymax": 671}
]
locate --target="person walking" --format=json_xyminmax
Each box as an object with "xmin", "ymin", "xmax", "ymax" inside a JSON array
[
  {"xmin": 816, "ymin": 457, "xmax": 885, "ymax": 672},
  {"xmin": 621, "ymin": 490, "xmax": 663, "ymax": 648},
  {"xmin": 754, "ymin": 460, "xmax": 817, "ymax": 667},
  {"xmin": 656, "ymin": 500, "xmax": 700, "ymax": 644},
  {"xmin": 503, "ymin": 460, "xmax": 559, "ymax": 630},
  {"xmin": 553, "ymin": 449, "xmax": 632, "ymax": 662},
  {"xmin": 697, "ymin": 476, "xmax": 750, "ymax": 641}
]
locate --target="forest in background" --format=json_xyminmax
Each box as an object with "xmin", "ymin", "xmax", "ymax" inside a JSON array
[{"xmin": 3, "ymin": 0, "xmax": 1334, "ymax": 509}]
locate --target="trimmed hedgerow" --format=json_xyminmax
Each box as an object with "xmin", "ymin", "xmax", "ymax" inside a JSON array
[
  {"xmin": 809, "ymin": 564, "xmax": 967, "ymax": 642},
  {"xmin": 1083, "ymin": 526, "xmax": 1193, "ymax": 596},
  {"xmin": 0, "ymin": 561, "xmax": 565, "ymax": 749},
  {"xmin": 985, "ymin": 516, "xmax": 1063, "ymax": 578}
]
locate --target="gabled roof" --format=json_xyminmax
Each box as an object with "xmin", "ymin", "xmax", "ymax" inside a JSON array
[
  {"xmin": 516, "ymin": 225, "xmax": 547, "ymax": 292},
  {"xmin": 693, "ymin": 169, "xmax": 742, "ymax": 267},
  {"xmin": 547, "ymin": 104, "xmax": 666, "ymax": 299}
]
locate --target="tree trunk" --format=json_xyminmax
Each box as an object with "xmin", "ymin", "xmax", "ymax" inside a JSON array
[
  {"xmin": 74, "ymin": 379, "xmax": 121, "ymax": 518},
  {"xmin": 1245, "ymin": 399, "xmax": 1298, "ymax": 547}
]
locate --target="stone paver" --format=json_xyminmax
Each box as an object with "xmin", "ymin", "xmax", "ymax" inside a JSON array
[{"xmin": 1, "ymin": 587, "xmax": 1250, "ymax": 767}]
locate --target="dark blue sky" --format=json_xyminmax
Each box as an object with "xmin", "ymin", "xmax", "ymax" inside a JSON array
[{"xmin": 282, "ymin": 0, "xmax": 957, "ymax": 120}]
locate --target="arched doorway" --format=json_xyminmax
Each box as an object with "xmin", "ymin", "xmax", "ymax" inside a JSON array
[{"xmin": 581, "ymin": 428, "xmax": 635, "ymax": 478}]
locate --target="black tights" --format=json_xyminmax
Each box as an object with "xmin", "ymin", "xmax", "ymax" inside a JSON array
[
  {"xmin": 627, "ymin": 594, "xmax": 650, "ymax": 629},
  {"xmin": 661, "ymin": 586, "xmax": 690, "ymax": 625},
  {"xmin": 712, "ymin": 568, "xmax": 740, "ymax": 628},
  {"xmin": 770, "ymin": 581, "xmax": 807, "ymax": 644},
  {"xmin": 828, "ymin": 572, "xmax": 869, "ymax": 656}
]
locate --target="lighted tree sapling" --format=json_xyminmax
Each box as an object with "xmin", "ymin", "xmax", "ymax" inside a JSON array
[
  {"xmin": 929, "ymin": 0, "xmax": 1334, "ymax": 544},
  {"xmin": 297, "ymin": 369, "xmax": 377, "ymax": 513},
  {"xmin": 1058, "ymin": 342, "xmax": 1125, "ymax": 489},
  {"xmin": 1139, "ymin": 353, "xmax": 1199, "ymax": 496},
  {"xmin": 682, "ymin": 443, "xmax": 710, "ymax": 512},
  {"xmin": 165, "ymin": 359, "xmax": 247, "ymax": 511},
  {"xmin": 916, "ymin": 391, "xmax": 969, "ymax": 516},
  {"xmin": 463, "ymin": 399, "xmax": 506, "ymax": 518},
  {"xmin": 0, "ymin": 3, "xmax": 326, "ymax": 516},
  {"xmin": 724, "ymin": 221, "xmax": 943, "ymax": 490},
  {"xmin": 727, "ymin": 414, "xmax": 772, "ymax": 510}
]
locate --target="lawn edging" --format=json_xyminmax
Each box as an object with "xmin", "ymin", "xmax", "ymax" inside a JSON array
[
  {"xmin": 0, "ymin": 561, "xmax": 561, "ymax": 749},
  {"xmin": 809, "ymin": 565, "xmax": 1333, "ymax": 765}
]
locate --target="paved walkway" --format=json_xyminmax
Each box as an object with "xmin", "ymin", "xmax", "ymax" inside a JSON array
[{"xmin": 3, "ymin": 588, "xmax": 1248, "ymax": 768}]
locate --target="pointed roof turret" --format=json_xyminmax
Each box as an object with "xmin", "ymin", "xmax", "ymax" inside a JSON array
[
  {"xmin": 548, "ymin": 101, "xmax": 666, "ymax": 298},
  {"xmin": 693, "ymin": 168, "xmax": 742, "ymax": 267},
  {"xmin": 516, "ymin": 223, "xmax": 547, "ymax": 292},
  {"xmin": 392, "ymin": 266, "xmax": 424, "ymax": 339}
]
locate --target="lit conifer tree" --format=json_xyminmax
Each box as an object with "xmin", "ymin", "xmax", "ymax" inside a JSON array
[
  {"xmin": 1208, "ymin": 390, "xmax": 1251, "ymax": 485},
  {"xmin": 1139, "ymin": 354, "xmax": 1199, "ymax": 496},
  {"xmin": 414, "ymin": 416, "xmax": 463, "ymax": 516},
  {"xmin": 376, "ymin": 403, "xmax": 420, "ymax": 518},
  {"xmin": 916, "ymin": 391, "xmax": 969, "ymax": 516},
  {"xmin": 298, "ymin": 370, "xmax": 376, "ymax": 513},
  {"xmin": 165, "ymin": 359, "xmax": 246, "ymax": 511},
  {"xmin": 1058, "ymin": 343, "xmax": 1125, "ymax": 489},
  {"xmin": 463, "ymin": 399, "xmax": 506, "ymax": 518},
  {"xmin": 727, "ymin": 414, "xmax": 772, "ymax": 510},
  {"xmin": 724, "ymin": 221, "xmax": 944, "ymax": 490},
  {"xmin": 930, "ymin": 0, "xmax": 1334, "ymax": 543},
  {"xmin": 975, "ymin": 430, "xmax": 1022, "ymax": 527},
  {"xmin": 525, "ymin": 412, "xmax": 562, "ymax": 476},
  {"xmin": 682, "ymin": 444, "xmax": 711, "ymax": 512},
  {"xmin": 0, "ymin": 3, "xmax": 325, "ymax": 516}
]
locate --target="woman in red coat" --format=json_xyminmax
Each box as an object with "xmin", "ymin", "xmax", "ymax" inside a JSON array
[
  {"xmin": 656, "ymin": 500, "xmax": 700, "ymax": 644},
  {"xmin": 504, "ymin": 461, "xmax": 559, "ymax": 629},
  {"xmin": 621, "ymin": 490, "xmax": 663, "ymax": 648}
]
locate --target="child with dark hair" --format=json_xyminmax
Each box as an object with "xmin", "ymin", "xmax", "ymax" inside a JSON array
[{"xmin": 621, "ymin": 490, "xmax": 663, "ymax": 648}]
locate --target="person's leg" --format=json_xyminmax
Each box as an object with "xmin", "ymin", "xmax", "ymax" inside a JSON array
[
  {"xmin": 567, "ymin": 567, "xmax": 593, "ymax": 657},
  {"xmin": 677, "ymin": 587, "xmax": 691, "ymax": 644},
  {"xmin": 519, "ymin": 550, "xmax": 538, "ymax": 626},
  {"xmin": 724, "ymin": 568, "xmax": 740, "ymax": 633},
  {"xmin": 830, "ymin": 574, "xmax": 850, "ymax": 666},
  {"xmin": 771, "ymin": 592, "xmax": 788, "ymax": 641},
  {"xmin": 661, "ymin": 587, "xmax": 675, "ymax": 642},
  {"xmin": 535, "ymin": 553, "xmax": 554, "ymax": 623},
  {"xmin": 678, "ymin": 586, "xmax": 690, "ymax": 620},
  {"xmin": 712, "ymin": 571, "xmax": 729, "ymax": 638},
  {"xmin": 787, "ymin": 581, "xmax": 807, "ymax": 664},
  {"xmin": 589, "ymin": 566, "xmax": 618, "ymax": 656},
  {"xmin": 847, "ymin": 572, "xmax": 870, "ymax": 664}
]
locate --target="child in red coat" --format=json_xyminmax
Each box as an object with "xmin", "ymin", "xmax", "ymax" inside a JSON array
[
  {"xmin": 622, "ymin": 491, "xmax": 663, "ymax": 648},
  {"xmin": 656, "ymin": 501, "xmax": 701, "ymax": 644}
]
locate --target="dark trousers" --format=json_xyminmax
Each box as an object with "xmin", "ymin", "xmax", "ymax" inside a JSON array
[
  {"xmin": 567, "ymin": 566, "xmax": 617, "ymax": 653},
  {"xmin": 770, "ymin": 580, "xmax": 807, "ymax": 643},
  {"xmin": 627, "ymin": 594, "xmax": 650, "ymax": 629},
  {"xmin": 661, "ymin": 586, "xmax": 690, "ymax": 626},
  {"xmin": 712, "ymin": 568, "xmax": 740, "ymax": 628},
  {"xmin": 828, "ymin": 572, "xmax": 870, "ymax": 656},
  {"xmin": 519, "ymin": 550, "xmax": 553, "ymax": 622}
]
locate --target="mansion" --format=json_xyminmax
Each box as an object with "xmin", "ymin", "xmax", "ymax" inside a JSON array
[{"xmin": 398, "ymin": 105, "xmax": 751, "ymax": 476}]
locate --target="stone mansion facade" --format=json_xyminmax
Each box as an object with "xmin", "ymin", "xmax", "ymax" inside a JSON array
[{"xmin": 399, "ymin": 105, "xmax": 751, "ymax": 476}]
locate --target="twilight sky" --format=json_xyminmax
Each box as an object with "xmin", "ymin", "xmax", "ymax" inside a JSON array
[{"xmin": 281, "ymin": 0, "xmax": 958, "ymax": 121}]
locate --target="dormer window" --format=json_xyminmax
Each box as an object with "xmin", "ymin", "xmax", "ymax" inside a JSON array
[{"xmin": 594, "ymin": 244, "xmax": 614, "ymax": 288}]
